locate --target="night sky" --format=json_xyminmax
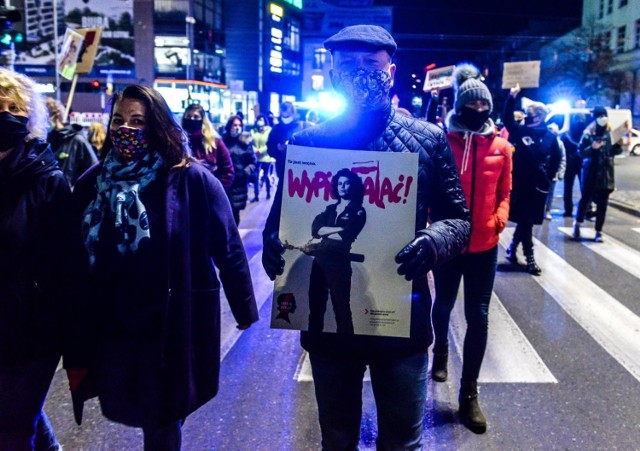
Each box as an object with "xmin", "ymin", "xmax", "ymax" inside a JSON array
[{"xmin": 372, "ymin": 0, "xmax": 584, "ymax": 108}]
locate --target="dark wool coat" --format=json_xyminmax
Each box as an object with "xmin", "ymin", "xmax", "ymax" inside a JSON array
[
  {"xmin": 48, "ymin": 124, "xmax": 98, "ymax": 187},
  {"xmin": 264, "ymin": 104, "xmax": 471, "ymax": 363},
  {"xmin": 223, "ymin": 132, "xmax": 256, "ymax": 211},
  {"xmin": 72, "ymin": 159, "xmax": 258, "ymax": 427},
  {"xmin": 579, "ymin": 122, "xmax": 615, "ymax": 193},
  {"xmin": 503, "ymin": 96, "xmax": 563, "ymax": 225},
  {"xmin": 0, "ymin": 140, "xmax": 77, "ymax": 365}
]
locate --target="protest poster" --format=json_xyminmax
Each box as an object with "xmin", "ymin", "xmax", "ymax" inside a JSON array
[
  {"xmin": 57, "ymin": 28, "xmax": 84, "ymax": 80},
  {"xmin": 501, "ymin": 60, "xmax": 541, "ymax": 89},
  {"xmin": 423, "ymin": 65, "xmax": 456, "ymax": 91},
  {"xmin": 75, "ymin": 28, "xmax": 103, "ymax": 75},
  {"xmin": 271, "ymin": 145, "xmax": 418, "ymax": 338}
]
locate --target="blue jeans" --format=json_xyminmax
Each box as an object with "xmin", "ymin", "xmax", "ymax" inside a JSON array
[
  {"xmin": 0, "ymin": 354, "xmax": 60, "ymax": 451},
  {"xmin": 309, "ymin": 352, "xmax": 428, "ymax": 450},
  {"xmin": 432, "ymin": 246, "xmax": 497, "ymax": 383}
]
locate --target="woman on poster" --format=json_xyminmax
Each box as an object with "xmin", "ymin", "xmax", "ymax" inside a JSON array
[{"xmin": 307, "ymin": 168, "xmax": 366, "ymax": 334}]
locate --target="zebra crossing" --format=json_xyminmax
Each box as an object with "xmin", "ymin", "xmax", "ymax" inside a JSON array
[{"xmin": 288, "ymin": 226, "xmax": 640, "ymax": 385}]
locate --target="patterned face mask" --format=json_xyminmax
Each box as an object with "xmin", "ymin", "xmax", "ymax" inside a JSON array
[
  {"xmin": 332, "ymin": 67, "xmax": 392, "ymax": 110},
  {"xmin": 110, "ymin": 126, "xmax": 149, "ymax": 162}
]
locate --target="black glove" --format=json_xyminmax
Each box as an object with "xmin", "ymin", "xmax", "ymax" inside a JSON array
[
  {"xmin": 395, "ymin": 234, "xmax": 438, "ymax": 281},
  {"xmin": 262, "ymin": 231, "xmax": 285, "ymax": 280}
]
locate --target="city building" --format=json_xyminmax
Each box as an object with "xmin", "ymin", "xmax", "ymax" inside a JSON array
[{"xmin": 541, "ymin": 0, "xmax": 640, "ymax": 122}]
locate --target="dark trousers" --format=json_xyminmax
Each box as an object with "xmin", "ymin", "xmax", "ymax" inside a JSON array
[
  {"xmin": 308, "ymin": 258, "xmax": 354, "ymax": 334},
  {"xmin": 432, "ymin": 246, "xmax": 497, "ymax": 383},
  {"xmin": 309, "ymin": 352, "xmax": 428, "ymax": 450},
  {"xmin": 0, "ymin": 354, "xmax": 60, "ymax": 451},
  {"xmin": 576, "ymin": 189, "xmax": 610, "ymax": 232},
  {"xmin": 512, "ymin": 221, "xmax": 535, "ymax": 256},
  {"xmin": 563, "ymin": 158, "xmax": 582, "ymax": 214},
  {"xmin": 254, "ymin": 161, "xmax": 272, "ymax": 198},
  {"xmin": 142, "ymin": 420, "xmax": 182, "ymax": 451}
]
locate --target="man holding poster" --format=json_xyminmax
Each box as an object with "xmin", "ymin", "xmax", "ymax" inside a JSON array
[{"xmin": 262, "ymin": 25, "xmax": 471, "ymax": 449}]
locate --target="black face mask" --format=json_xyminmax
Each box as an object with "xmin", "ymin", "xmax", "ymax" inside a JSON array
[
  {"xmin": 0, "ymin": 112, "xmax": 29, "ymax": 152},
  {"xmin": 460, "ymin": 107, "xmax": 490, "ymax": 131},
  {"xmin": 182, "ymin": 118, "xmax": 203, "ymax": 134}
]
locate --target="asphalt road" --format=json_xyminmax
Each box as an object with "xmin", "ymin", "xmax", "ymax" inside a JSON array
[{"xmin": 43, "ymin": 170, "xmax": 640, "ymax": 450}]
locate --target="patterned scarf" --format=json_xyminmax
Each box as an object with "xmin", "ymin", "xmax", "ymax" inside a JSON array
[{"xmin": 82, "ymin": 149, "xmax": 164, "ymax": 268}]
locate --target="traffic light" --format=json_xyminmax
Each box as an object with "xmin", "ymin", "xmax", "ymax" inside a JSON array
[
  {"xmin": 0, "ymin": 9, "xmax": 22, "ymax": 48},
  {"xmin": 91, "ymin": 80, "xmax": 101, "ymax": 90}
]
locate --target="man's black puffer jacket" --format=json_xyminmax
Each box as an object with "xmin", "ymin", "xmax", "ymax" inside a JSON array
[{"xmin": 263, "ymin": 103, "xmax": 471, "ymax": 363}]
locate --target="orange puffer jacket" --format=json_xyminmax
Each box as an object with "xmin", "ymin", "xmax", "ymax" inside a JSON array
[{"xmin": 447, "ymin": 130, "xmax": 513, "ymax": 253}]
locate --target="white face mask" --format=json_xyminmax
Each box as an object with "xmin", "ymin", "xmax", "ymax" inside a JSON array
[
  {"xmin": 280, "ymin": 115, "xmax": 294, "ymax": 124},
  {"xmin": 596, "ymin": 117, "xmax": 608, "ymax": 127}
]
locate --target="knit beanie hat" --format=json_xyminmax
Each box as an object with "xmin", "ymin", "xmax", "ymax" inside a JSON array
[
  {"xmin": 591, "ymin": 106, "xmax": 607, "ymax": 119},
  {"xmin": 453, "ymin": 63, "xmax": 493, "ymax": 114}
]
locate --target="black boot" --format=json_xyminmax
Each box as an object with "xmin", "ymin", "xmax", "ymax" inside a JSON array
[
  {"xmin": 431, "ymin": 351, "xmax": 448, "ymax": 382},
  {"xmin": 459, "ymin": 381, "xmax": 487, "ymax": 433},
  {"xmin": 572, "ymin": 221, "xmax": 581, "ymax": 240},
  {"xmin": 506, "ymin": 241, "xmax": 519, "ymax": 265},
  {"xmin": 525, "ymin": 254, "xmax": 541, "ymax": 275}
]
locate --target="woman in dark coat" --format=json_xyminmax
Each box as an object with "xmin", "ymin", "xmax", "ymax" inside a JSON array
[
  {"xmin": 72, "ymin": 85, "xmax": 258, "ymax": 450},
  {"xmin": 572, "ymin": 106, "xmax": 616, "ymax": 242},
  {"xmin": 503, "ymin": 84, "xmax": 562, "ymax": 275},
  {"xmin": 0, "ymin": 68, "xmax": 76, "ymax": 450},
  {"xmin": 182, "ymin": 103, "xmax": 234, "ymax": 189},
  {"xmin": 222, "ymin": 115, "xmax": 256, "ymax": 225}
]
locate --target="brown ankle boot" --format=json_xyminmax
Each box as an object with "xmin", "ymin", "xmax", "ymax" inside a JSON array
[{"xmin": 459, "ymin": 382, "xmax": 487, "ymax": 433}]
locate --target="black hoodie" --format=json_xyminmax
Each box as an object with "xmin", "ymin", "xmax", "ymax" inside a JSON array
[{"xmin": 48, "ymin": 123, "xmax": 97, "ymax": 187}]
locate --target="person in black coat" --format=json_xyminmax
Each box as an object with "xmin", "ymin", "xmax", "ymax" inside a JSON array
[
  {"xmin": 71, "ymin": 85, "xmax": 258, "ymax": 450},
  {"xmin": 572, "ymin": 106, "xmax": 616, "ymax": 242},
  {"xmin": 266, "ymin": 101, "xmax": 303, "ymax": 179},
  {"xmin": 262, "ymin": 25, "xmax": 470, "ymax": 449},
  {"xmin": 503, "ymin": 84, "xmax": 562, "ymax": 275},
  {"xmin": 45, "ymin": 97, "xmax": 98, "ymax": 188},
  {"xmin": 0, "ymin": 68, "xmax": 80, "ymax": 451},
  {"xmin": 222, "ymin": 115, "xmax": 257, "ymax": 225}
]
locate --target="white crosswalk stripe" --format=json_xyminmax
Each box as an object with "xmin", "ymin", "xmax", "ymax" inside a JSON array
[
  {"xmin": 500, "ymin": 227, "xmax": 640, "ymax": 383},
  {"xmin": 558, "ymin": 227, "xmax": 640, "ymax": 278}
]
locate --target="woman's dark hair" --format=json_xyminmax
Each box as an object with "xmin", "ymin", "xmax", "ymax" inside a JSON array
[
  {"xmin": 255, "ymin": 113, "xmax": 269, "ymax": 125},
  {"xmin": 332, "ymin": 168, "xmax": 364, "ymax": 205},
  {"xmin": 103, "ymin": 85, "xmax": 187, "ymax": 166},
  {"xmin": 224, "ymin": 115, "xmax": 244, "ymax": 135}
]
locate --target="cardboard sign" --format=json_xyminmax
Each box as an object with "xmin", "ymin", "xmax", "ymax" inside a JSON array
[
  {"xmin": 502, "ymin": 61, "xmax": 541, "ymax": 89},
  {"xmin": 57, "ymin": 28, "xmax": 85, "ymax": 80},
  {"xmin": 272, "ymin": 146, "xmax": 418, "ymax": 338},
  {"xmin": 75, "ymin": 28, "xmax": 103, "ymax": 75},
  {"xmin": 423, "ymin": 65, "xmax": 456, "ymax": 91}
]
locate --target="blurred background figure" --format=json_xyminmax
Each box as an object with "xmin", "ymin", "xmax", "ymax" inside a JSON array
[
  {"xmin": 544, "ymin": 122, "xmax": 566, "ymax": 220},
  {"xmin": 223, "ymin": 115, "xmax": 257, "ymax": 224},
  {"xmin": 267, "ymin": 101, "xmax": 302, "ymax": 179},
  {"xmin": 87, "ymin": 121, "xmax": 107, "ymax": 159},
  {"xmin": 303, "ymin": 109, "xmax": 320, "ymax": 128},
  {"xmin": 45, "ymin": 97, "xmax": 97, "ymax": 189},
  {"xmin": 0, "ymin": 67, "xmax": 75, "ymax": 451},
  {"xmin": 72, "ymin": 85, "xmax": 258, "ymax": 450},
  {"xmin": 250, "ymin": 113, "xmax": 273, "ymax": 201},
  {"xmin": 182, "ymin": 103, "xmax": 234, "ymax": 189},
  {"xmin": 561, "ymin": 101, "xmax": 589, "ymax": 217},
  {"xmin": 573, "ymin": 107, "xmax": 616, "ymax": 243},
  {"xmin": 503, "ymin": 84, "xmax": 563, "ymax": 275}
]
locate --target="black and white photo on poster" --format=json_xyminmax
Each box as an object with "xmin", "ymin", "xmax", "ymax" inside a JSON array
[{"xmin": 272, "ymin": 145, "xmax": 418, "ymax": 338}]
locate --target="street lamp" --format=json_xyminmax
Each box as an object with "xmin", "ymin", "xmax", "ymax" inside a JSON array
[{"xmin": 185, "ymin": 15, "xmax": 196, "ymax": 81}]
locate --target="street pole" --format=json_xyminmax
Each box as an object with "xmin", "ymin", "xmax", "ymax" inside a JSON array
[
  {"xmin": 186, "ymin": 14, "xmax": 195, "ymax": 82},
  {"xmin": 53, "ymin": 0, "xmax": 61, "ymax": 102}
]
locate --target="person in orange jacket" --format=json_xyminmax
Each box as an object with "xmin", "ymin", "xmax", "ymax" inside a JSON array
[{"xmin": 429, "ymin": 63, "xmax": 513, "ymax": 433}]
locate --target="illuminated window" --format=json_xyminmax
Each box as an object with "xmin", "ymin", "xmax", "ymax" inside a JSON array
[{"xmin": 270, "ymin": 3, "xmax": 283, "ymax": 17}]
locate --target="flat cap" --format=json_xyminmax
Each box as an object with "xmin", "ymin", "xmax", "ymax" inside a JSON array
[{"xmin": 324, "ymin": 25, "xmax": 397, "ymax": 56}]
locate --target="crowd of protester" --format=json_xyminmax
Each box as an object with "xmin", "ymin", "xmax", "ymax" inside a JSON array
[{"xmin": 0, "ymin": 22, "xmax": 622, "ymax": 450}]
